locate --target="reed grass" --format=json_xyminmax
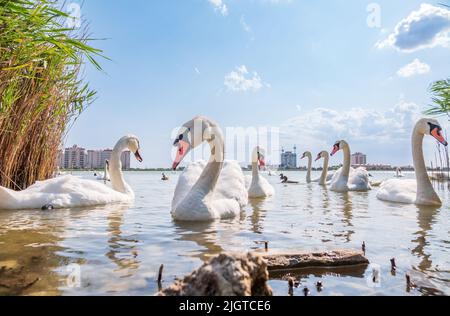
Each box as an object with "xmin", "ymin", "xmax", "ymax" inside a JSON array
[{"xmin": 0, "ymin": 0, "xmax": 104, "ymax": 190}]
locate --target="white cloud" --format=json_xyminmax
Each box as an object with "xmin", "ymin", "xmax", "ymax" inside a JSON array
[
  {"xmin": 280, "ymin": 101, "xmax": 421, "ymax": 163},
  {"xmin": 208, "ymin": 0, "xmax": 228, "ymax": 16},
  {"xmin": 194, "ymin": 67, "xmax": 201, "ymax": 75},
  {"xmin": 397, "ymin": 58, "xmax": 431, "ymax": 78},
  {"xmin": 376, "ymin": 4, "xmax": 450, "ymax": 52},
  {"xmin": 224, "ymin": 65, "xmax": 268, "ymax": 92}
]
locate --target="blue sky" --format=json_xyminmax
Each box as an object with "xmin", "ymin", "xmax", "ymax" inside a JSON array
[{"xmin": 65, "ymin": 0, "xmax": 450, "ymax": 168}]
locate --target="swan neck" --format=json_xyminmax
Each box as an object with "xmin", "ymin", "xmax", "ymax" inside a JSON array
[
  {"xmin": 194, "ymin": 131, "xmax": 225, "ymax": 196},
  {"xmin": 109, "ymin": 140, "xmax": 131, "ymax": 195},
  {"xmin": 252, "ymin": 162, "xmax": 260, "ymax": 180},
  {"xmin": 342, "ymin": 146, "xmax": 351, "ymax": 178},
  {"xmin": 412, "ymin": 127, "xmax": 438, "ymax": 203},
  {"xmin": 306, "ymin": 156, "xmax": 312, "ymax": 183},
  {"xmin": 320, "ymin": 155, "xmax": 329, "ymax": 185}
]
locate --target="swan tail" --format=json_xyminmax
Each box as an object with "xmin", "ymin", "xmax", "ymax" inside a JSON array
[{"xmin": 0, "ymin": 186, "xmax": 17, "ymax": 210}]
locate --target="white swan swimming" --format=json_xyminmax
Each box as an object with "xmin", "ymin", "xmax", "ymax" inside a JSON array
[
  {"xmin": 96, "ymin": 159, "xmax": 111, "ymax": 183},
  {"xmin": 0, "ymin": 136, "xmax": 143, "ymax": 210},
  {"xmin": 314, "ymin": 151, "xmax": 334, "ymax": 186},
  {"xmin": 377, "ymin": 118, "xmax": 448, "ymax": 206},
  {"xmin": 171, "ymin": 116, "xmax": 248, "ymax": 221},
  {"xmin": 394, "ymin": 167, "xmax": 404, "ymax": 178},
  {"xmin": 246, "ymin": 146, "xmax": 275, "ymax": 198},
  {"xmin": 329, "ymin": 140, "xmax": 371, "ymax": 192}
]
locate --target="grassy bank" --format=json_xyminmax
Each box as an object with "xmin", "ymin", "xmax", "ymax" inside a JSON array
[{"xmin": 0, "ymin": 0, "xmax": 103, "ymax": 190}]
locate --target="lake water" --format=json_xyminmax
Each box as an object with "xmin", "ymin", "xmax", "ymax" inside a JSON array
[{"xmin": 0, "ymin": 171, "xmax": 449, "ymax": 296}]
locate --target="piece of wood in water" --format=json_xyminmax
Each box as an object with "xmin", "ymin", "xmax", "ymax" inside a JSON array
[{"xmin": 263, "ymin": 250, "xmax": 369, "ymax": 271}]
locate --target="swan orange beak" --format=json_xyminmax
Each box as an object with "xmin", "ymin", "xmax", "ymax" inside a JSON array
[
  {"xmin": 431, "ymin": 128, "xmax": 448, "ymax": 146},
  {"xmin": 172, "ymin": 140, "xmax": 190, "ymax": 170},
  {"xmin": 134, "ymin": 149, "xmax": 143, "ymax": 162},
  {"xmin": 258, "ymin": 157, "xmax": 266, "ymax": 168},
  {"xmin": 330, "ymin": 145, "xmax": 340, "ymax": 156},
  {"xmin": 315, "ymin": 154, "xmax": 322, "ymax": 162}
]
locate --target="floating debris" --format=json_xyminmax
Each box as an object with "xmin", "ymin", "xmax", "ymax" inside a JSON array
[
  {"xmin": 406, "ymin": 274, "xmax": 416, "ymax": 292},
  {"xmin": 316, "ymin": 281, "xmax": 324, "ymax": 292},
  {"xmin": 264, "ymin": 250, "xmax": 369, "ymax": 271},
  {"xmin": 41, "ymin": 204, "xmax": 54, "ymax": 211},
  {"xmin": 288, "ymin": 278, "xmax": 294, "ymax": 296},
  {"xmin": 158, "ymin": 264, "xmax": 164, "ymax": 284},
  {"xmin": 390, "ymin": 258, "xmax": 397, "ymax": 275},
  {"xmin": 303, "ymin": 287, "xmax": 310, "ymax": 297},
  {"xmin": 254, "ymin": 241, "xmax": 269, "ymax": 251}
]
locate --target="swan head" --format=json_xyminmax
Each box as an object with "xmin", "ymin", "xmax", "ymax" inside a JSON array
[
  {"xmin": 417, "ymin": 118, "xmax": 448, "ymax": 146},
  {"xmin": 330, "ymin": 140, "xmax": 348, "ymax": 156},
  {"xmin": 301, "ymin": 151, "xmax": 312, "ymax": 160},
  {"xmin": 123, "ymin": 135, "xmax": 143, "ymax": 162},
  {"xmin": 252, "ymin": 146, "xmax": 266, "ymax": 168},
  {"xmin": 172, "ymin": 116, "xmax": 223, "ymax": 170},
  {"xmin": 315, "ymin": 151, "xmax": 328, "ymax": 162}
]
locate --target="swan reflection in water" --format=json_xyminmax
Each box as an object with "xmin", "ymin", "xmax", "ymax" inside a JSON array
[
  {"xmin": 248, "ymin": 198, "xmax": 269, "ymax": 235},
  {"xmin": 409, "ymin": 204, "xmax": 448, "ymax": 296},
  {"xmin": 105, "ymin": 204, "xmax": 141, "ymax": 274},
  {"xmin": 174, "ymin": 221, "xmax": 224, "ymax": 262}
]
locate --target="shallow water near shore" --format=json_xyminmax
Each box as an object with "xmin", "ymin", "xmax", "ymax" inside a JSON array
[{"xmin": 0, "ymin": 171, "xmax": 449, "ymax": 296}]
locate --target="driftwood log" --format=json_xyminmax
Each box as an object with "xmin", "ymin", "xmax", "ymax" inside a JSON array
[
  {"xmin": 263, "ymin": 250, "xmax": 369, "ymax": 271},
  {"xmin": 157, "ymin": 250, "xmax": 368, "ymax": 296},
  {"xmin": 158, "ymin": 253, "xmax": 273, "ymax": 296}
]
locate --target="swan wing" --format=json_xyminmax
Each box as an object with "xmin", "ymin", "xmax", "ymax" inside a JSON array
[
  {"xmin": 215, "ymin": 160, "xmax": 248, "ymax": 207},
  {"xmin": 348, "ymin": 167, "xmax": 371, "ymax": 191},
  {"xmin": 376, "ymin": 179, "xmax": 416, "ymax": 204}
]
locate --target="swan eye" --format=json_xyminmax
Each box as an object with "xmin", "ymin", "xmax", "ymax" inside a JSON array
[{"xmin": 428, "ymin": 122, "xmax": 441, "ymax": 134}]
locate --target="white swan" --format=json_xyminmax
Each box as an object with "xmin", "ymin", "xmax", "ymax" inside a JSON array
[
  {"xmin": 329, "ymin": 140, "xmax": 371, "ymax": 192},
  {"xmin": 395, "ymin": 167, "xmax": 404, "ymax": 178},
  {"xmin": 314, "ymin": 151, "xmax": 334, "ymax": 186},
  {"xmin": 171, "ymin": 116, "xmax": 248, "ymax": 221},
  {"xmin": 246, "ymin": 146, "xmax": 275, "ymax": 198},
  {"xmin": 96, "ymin": 159, "xmax": 111, "ymax": 183},
  {"xmin": 0, "ymin": 136, "xmax": 143, "ymax": 210},
  {"xmin": 377, "ymin": 118, "xmax": 448, "ymax": 206}
]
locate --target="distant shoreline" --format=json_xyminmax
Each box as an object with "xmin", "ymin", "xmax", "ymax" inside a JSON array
[{"xmin": 60, "ymin": 166, "xmax": 450, "ymax": 172}]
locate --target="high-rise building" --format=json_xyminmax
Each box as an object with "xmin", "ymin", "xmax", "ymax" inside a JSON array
[
  {"xmin": 64, "ymin": 145, "xmax": 86, "ymax": 169},
  {"xmin": 121, "ymin": 151, "xmax": 131, "ymax": 170},
  {"xmin": 56, "ymin": 149, "xmax": 64, "ymax": 168},
  {"xmin": 280, "ymin": 146, "xmax": 297, "ymax": 169},
  {"xmin": 85, "ymin": 149, "xmax": 131, "ymax": 170},
  {"xmin": 351, "ymin": 152, "xmax": 367, "ymax": 166}
]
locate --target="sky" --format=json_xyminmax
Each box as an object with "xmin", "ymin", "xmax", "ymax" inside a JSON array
[{"xmin": 64, "ymin": 0, "xmax": 450, "ymax": 168}]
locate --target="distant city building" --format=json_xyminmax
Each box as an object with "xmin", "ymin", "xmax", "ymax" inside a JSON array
[
  {"xmin": 64, "ymin": 145, "xmax": 86, "ymax": 169},
  {"xmin": 61, "ymin": 146, "xmax": 131, "ymax": 170},
  {"xmin": 351, "ymin": 152, "xmax": 367, "ymax": 166},
  {"xmin": 57, "ymin": 149, "xmax": 64, "ymax": 168},
  {"xmin": 280, "ymin": 146, "xmax": 297, "ymax": 169},
  {"xmin": 86, "ymin": 149, "xmax": 131, "ymax": 170}
]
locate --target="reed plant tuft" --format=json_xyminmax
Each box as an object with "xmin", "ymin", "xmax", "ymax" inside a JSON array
[{"xmin": 0, "ymin": 0, "xmax": 103, "ymax": 189}]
